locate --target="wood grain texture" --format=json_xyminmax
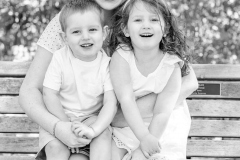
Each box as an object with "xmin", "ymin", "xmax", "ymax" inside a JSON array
[
  {"xmin": 0, "ymin": 137, "xmax": 38, "ymax": 153},
  {"xmin": 0, "ymin": 78, "xmax": 23, "ymax": 94},
  {"xmin": 187, "ymin": 100, "xmax": 240, "ymax": 118},
  {"xmin": 189, "ymin": 120, "xmax": 240, "ymax": 137},
  {"xmin": 0, "ymin": 117, "xmax": 38, "ymax": 133},
  {"xmin": 193, "ymin": 64, "xmax": 240, "ymax": 80},
  {"xmin": 0, "ymin": 96, "xmax": 24, "ymax": 113},
  {"xmin": 0, "ymin": 156, "xmax": 35, "ymax": 160},
  {"xmin": 187, "ymin": 140, "xmax": 240, "ymax": 157},
  {"xmin": 0, "ymin": 61, "xmax": 30, "ymax": 76},
  {"xmin": 189, "ymin": 81, "xmax": 240, "ymax": 98}
]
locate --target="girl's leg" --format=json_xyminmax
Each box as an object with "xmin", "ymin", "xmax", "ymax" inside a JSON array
[
  {"xmin": 90, "ymin": 128, "xmax": 112, "ymax": 160},
  {"xmin": 111, "ymin": 139, "xmax": 128, "ymax": 160},
  {"xmin": 69, "ymin": 154, "xmax": 88, "ymax": 160},
  {"xmin": 45, "ymin": 139, "xmax": 70, "ymax": 160}
]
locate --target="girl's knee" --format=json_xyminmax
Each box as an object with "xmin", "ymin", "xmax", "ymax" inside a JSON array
[{"xmin": 45, "ymin": 139, "xmax": 70, "ymax": 158}]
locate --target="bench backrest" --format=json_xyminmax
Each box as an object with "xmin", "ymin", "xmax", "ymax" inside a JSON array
[{"xmin": 0, "ymin": 62, "xmax": 240, "ymax": 159}]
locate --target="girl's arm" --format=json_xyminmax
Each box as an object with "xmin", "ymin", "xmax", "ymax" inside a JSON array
[
  {"xmin": 43, "ymin": 87, "xmax": 69, "ymax": 122},
  {"xmin": 19, "ymin": 46, "xmax": 90, "ymax": 148},
  {"xmin": 148, "ymin": 64, "xmax": 182, "ymax": 139},
  {"xmin": 110, "ymin": 52, "xmax": 160, "ymax": 156},
  {"xmin": 90, "ymin": 90, "xmax": 118, "ymax": 137}
]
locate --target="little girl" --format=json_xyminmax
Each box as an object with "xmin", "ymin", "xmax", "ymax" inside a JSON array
[{"xmin": 108, "ymin": 0, "xmax": 194, "ymax": 159}]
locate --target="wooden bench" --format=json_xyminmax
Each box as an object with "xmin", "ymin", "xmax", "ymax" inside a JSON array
[{"xmin": 0, "ymin": 61, "xmax": 240, "ymax": 159}]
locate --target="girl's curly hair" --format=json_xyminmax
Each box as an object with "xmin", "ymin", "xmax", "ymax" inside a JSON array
[{"xmin": 108, "ymin": 0, "xmax": 191, "ymax": 76}]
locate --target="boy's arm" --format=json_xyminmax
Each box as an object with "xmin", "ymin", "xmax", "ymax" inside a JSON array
[
  {"xmin": 148, "ymin": 64, "xmax": 181, "ymax": 139},
  {"xmin": 90, "ymin": 90, "xmax": 117, "ymax": 137},
  {"xmin": 43, "ymin": 87, "xmax": 69, "ymax": 122}
]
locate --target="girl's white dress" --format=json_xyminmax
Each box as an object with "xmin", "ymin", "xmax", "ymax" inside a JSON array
[{"xmin": 112, "ymin": 47, "xmax": 191, "ymax": 160}]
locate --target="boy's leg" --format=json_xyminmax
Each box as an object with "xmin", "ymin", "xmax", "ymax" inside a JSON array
[
  {"xmin": 69, "ymin": 154, "xmax": 89, "ymax": 160},
  {"xmin": 90, "ymin": 128, "xmax": 112, "ymax": 160},
  {"xmin": 111, "ymin": 139, "xmax": 128, "ymax": 160},
  {"xmin": 45, "ymin": 139, "xmax": 70, "ymax": 160}
]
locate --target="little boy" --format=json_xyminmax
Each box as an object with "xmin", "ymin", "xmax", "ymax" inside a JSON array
[{"xmin": 35, "ymin": 0, "xmax": 117, "ymax": 160}]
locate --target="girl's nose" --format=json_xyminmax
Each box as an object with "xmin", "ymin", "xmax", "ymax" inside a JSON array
[{"xmin": 142, "ymin": 21, "xmax": 151, "ymax": 29}]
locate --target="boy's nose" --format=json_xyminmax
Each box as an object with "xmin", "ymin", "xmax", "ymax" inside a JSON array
[{"xmin": 82, "ymin": 31, "xmax": 90, "ymax": 40}]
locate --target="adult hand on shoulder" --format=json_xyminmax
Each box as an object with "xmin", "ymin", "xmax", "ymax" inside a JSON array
[{"xmin": 55, "ymin": 121, "xmax": 91, "ymax": 148}]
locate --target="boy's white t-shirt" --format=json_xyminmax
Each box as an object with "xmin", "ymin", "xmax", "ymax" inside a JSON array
[{"xmin": 43, "ymin": 46, "xmax": 113, "ymax": 117}]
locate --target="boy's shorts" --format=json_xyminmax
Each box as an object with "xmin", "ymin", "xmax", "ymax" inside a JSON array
[{"xmin": 35, "ymin": 115, "xmax": 97, "ymax": 160}]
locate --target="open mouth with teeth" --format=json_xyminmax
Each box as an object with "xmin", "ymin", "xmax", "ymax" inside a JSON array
[
  {"xmin": 140, "ymin": 33, "xmax": 153, "ymax": 37},
  {"xmin": 80, "ymin": 43, "xmax": 93, "ymax": 47}
]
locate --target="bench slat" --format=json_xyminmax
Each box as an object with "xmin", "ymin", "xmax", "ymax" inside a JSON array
[
  {"xmin": 0, "ymin": 156, "xmax": 35, "ymax": 160},
  {"xmin": 1, "ymin": 117, "xmax": 240, "ymax": 137},
  {"xmin": 0, "ymin": 137, "xmax": 38, "ymax": 153},
  {"xmin": 0, "ymin": 78, "xmax": 23, "ymax": 95},
  {"xmin": 2, "ymin": 97, "xmax": 240, "ymax": 117},
  {"xmin": 188, "ymin": 100, "xmax": 240, "ymax": 118},
  {"xmin": 193, "ymin": 64, "xmax": 240, "ymax": 80},
  {"xmin": 187, "ymin": 140, "xmax": 240, "ymax": 157},
  {"xmin": 0, "ymin": 97, "xmax": 24, "ymax": 113},
  {"xmin": 0, "ymin": 62, "xmax": 30, "ymax": 77},
  {"xmin": 1, "ymin": 137, "xmax": 240, "ymax": 158},
  {"xmin": 1, "ymin": 63, "xmax": 240, "ymax": 80},
  {"xmin": 0, "ymin": 117, "xmax": 38, "ymax": 133},
  {"xmin": 189, "ymin": 120, "xmax": 240, "ymax": 137}
]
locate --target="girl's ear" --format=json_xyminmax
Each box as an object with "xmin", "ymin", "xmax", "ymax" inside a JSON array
[
  {"xmin": 121, "ymin": 23, "xmax": 130, "ymax": 37},
  {"xmin": 103, "ymin": 25, "xmax": 108, "ymax": 41}
]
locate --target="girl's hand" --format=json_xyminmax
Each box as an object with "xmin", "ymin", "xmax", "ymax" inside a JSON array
[
  {"xmin": 71, "ymin": 121, "xmax": 95, "ymax": 139},
  {"xmin": 68, "ymin": 147, "xmax": 81, "ymax": 154},
  {"xmin": 140, "ymin": 133, "xmax": 161, "ymax": 158},
  {"xmin": 55, "ymin": 121, "xmax": 91, "ymax": 148},
  {"xmin": 126, "ymin": 147, "xmax": 147, "ymax": 160}
]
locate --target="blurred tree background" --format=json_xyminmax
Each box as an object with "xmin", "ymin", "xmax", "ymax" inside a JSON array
[{"xmin": 0, "ymin": 0, "xmax": 239, "ymax": 63}]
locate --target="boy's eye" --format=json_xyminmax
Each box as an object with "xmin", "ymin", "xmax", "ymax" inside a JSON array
[
  {"xmin": 89, "ymin": 28, "xmax": 97, "ymax": 32},
  {"xmin": 152, "ymin": 18, "xmax": 159, "ymax": 22},
  {"xmin": 72, "ymin": 30, "xmax": 80, "ymax": 34}
]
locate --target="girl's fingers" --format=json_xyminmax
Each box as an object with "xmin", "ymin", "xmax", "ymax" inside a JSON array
[
  {"xmin": 70, "ymin": 148, "xmax": 75, "ymax": 153},
  {"xmin": 73, "ymin": 127, "xmax": 83, "ymax": 135},
  {"xmin": 142, "ymin": 151, "xmax": 150, "ymax": 159}
]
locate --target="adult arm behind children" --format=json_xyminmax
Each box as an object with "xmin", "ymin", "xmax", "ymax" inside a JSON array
[
  {"xmin": 43, "ymin": 87, "xmax": 69, "ymax": 121},
  {"xmin": 148, "ymin": 64, "xmax": 181, "ymax": 139}
]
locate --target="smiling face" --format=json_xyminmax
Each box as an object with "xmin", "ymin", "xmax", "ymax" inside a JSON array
[
  {"xmin": 62, "ymin": 10, "xmax": 107, "ymax": 62},
  {"xmin": 124, "ymin": 1, "xmax": 165, "ymax": 51},
  {"xmin": 95, "ymin": 0, "xmax": 126, "ymax": 10}
]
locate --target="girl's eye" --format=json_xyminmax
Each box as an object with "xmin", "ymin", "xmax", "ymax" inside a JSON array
[
  {"xmin": 89, "ymin": 28, "xmax": 97, "ymax": 32},
  {"xmin": 134, "ymin": 19, "xmax": 142, "ymax": 22}
]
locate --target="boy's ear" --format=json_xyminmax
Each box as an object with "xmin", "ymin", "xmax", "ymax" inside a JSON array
[
  {"xmin": 59, "ymin": 31, "xmax": 67, "ymax": 44},
  {"xmin": 103, "ymin": 25, "xmax": 108, "ymax": 41}
]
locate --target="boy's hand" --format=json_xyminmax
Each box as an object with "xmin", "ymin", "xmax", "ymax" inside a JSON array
[
  {"xmin": 71, "ymin": 121, "xmax": 95, "ymax": 139},
  {"xmin": 140, "ymin": 133, "xmax": 161, "ymax": 158}
]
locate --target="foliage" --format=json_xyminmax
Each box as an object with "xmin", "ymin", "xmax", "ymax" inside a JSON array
[{"xmin": 0, "ymin": 0, "xmax": 239, "ymax": 64}]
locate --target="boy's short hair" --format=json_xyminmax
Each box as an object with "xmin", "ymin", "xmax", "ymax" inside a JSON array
[{"xmin": 59, "ymin": 0, "xmax": 104, "ymax": 32}]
